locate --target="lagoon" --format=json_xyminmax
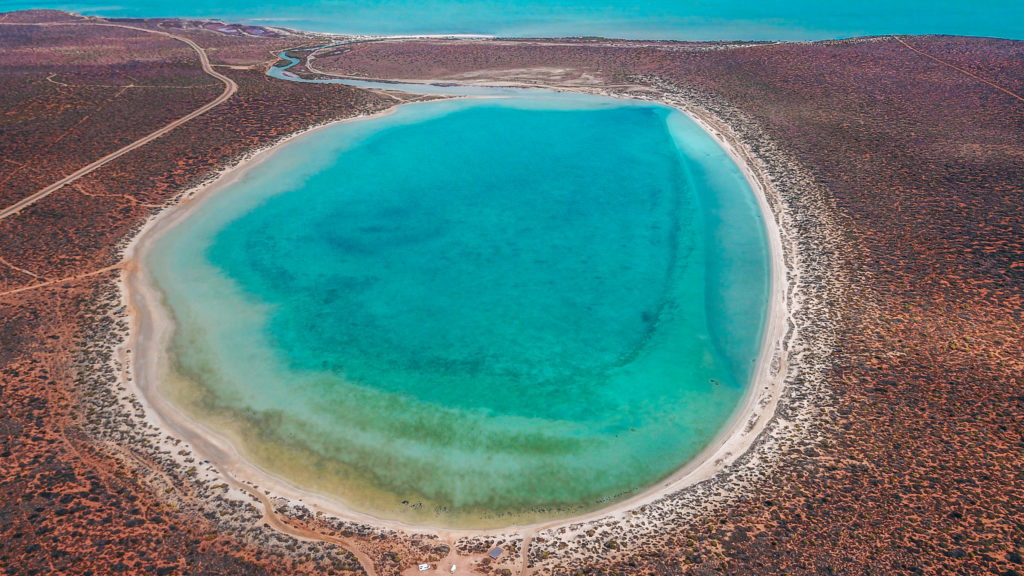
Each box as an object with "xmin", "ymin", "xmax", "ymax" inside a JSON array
[{"xmin": 144, "ymin": 94, "xmax": 769, "ymax": 526}]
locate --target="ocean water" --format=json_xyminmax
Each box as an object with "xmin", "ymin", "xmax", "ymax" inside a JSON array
[
  {"xmin": 4, "ymin": 0, "xmax": 1021, "ymax": 40},
  {"xmin": 146, "ymin": 95, "xmax": 770, "ymax": 526}
]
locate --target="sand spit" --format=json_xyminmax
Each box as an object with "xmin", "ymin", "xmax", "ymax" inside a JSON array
[{"xmin": 91, "ymin": 76, "xmax": 843, "ymax": 574}]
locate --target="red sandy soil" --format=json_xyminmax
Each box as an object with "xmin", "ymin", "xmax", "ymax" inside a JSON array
[
  {"xmin": 0, "ymin": 22, "xmax": 220, "ymax": 208},
  {"xmin": 0, "ymin": 12, "xmax": 399, "ymax": 575},
  {"xmin": 107, "ymin": 18, "xmax": 337, "ymax": 67},
  {"xmin": 2, "ymin": 12, "xmax": 1023, "ymax": 576}
]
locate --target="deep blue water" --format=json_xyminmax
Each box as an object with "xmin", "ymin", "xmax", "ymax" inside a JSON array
[{"xmin": 4, "ymin": 0, "xmax": 1021, "ymax": 40}]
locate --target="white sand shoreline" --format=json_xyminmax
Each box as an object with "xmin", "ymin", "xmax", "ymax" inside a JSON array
[{"xmin": 118, "ymin": 85, "xmax": 793, "ymax": 542}]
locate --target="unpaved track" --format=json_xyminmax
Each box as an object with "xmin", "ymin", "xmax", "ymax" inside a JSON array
[
  {"xmin": 0, "ymin": 264, "xmax": 122, "ymax": 299},
  {"xmin": 0, "ymin": 19, "xmax": 385, "ymax": 575},
  {"xmin": 227, "ymin": 477, "xmax": 379, "ymax": 576},
  {"xmin": 894, "ymin": 36, "xmax": 1024, "ymax": 103},
  {"xmin": 0, "ymin": 21, "xmax": 238, "ymax": 222}
]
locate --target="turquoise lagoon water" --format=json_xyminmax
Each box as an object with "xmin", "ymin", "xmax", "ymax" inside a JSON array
[
  {"xmin": 4, "ymin": 0, "xmax": 1022, "ymax": 40},
  {"xmin": 146, "ymin": 94, "xmax": 770, "ymax": 526}
]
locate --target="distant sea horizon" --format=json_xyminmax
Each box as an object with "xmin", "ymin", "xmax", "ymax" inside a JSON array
[{"xmin": 3, "ymin": 0, "xmax": 1023, "ymax": 41}]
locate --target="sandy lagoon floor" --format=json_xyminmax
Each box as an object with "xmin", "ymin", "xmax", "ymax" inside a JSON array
[{"xmin": 117, "ymin": 88, "xmax": 792, "ymax": 554}]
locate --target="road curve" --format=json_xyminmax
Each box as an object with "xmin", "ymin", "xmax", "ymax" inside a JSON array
[
  {"xmin": 0, "ymin": 22, "xmax": 238, "ymax": 222},
  {"xmin": 230, "ymin": 479, "xmax": 380, "ymax": 576},
  {"xmin": 0, "ymin": 23, "xmax": 380, "ymax": 570}
]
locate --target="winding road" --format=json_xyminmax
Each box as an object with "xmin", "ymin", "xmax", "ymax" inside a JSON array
[
  {"xmin": 226, "ymin": 476, "xmax": 380, "ymax": 576},
  {"xmin": 0, "ymin": 29, "xmax": 375, "ymax": 567},
  {"xmin": 0, "ymin": 22, "xmax": 238, "ymax": 222}
]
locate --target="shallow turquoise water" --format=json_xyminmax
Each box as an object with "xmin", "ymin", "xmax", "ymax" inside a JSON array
[
  {"xmin": 5, "ymin": 0, "xmax": 1021, "ymax": 40},
  {"xmin": 147, "ymin": 96, "xmax": 769, "ymax": 525}
]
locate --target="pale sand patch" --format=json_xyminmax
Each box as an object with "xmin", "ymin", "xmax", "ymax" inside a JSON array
[
  {"xmin": 304, "ymin": 52, "xmax": 641, "ymax": 93},
  {"xmin": 118, "ymin": 86, "xmax": 793, "ymax": 557}
]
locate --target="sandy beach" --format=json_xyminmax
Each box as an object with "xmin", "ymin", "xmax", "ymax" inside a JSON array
[{"xmin": 117, "ymin": 77, "xmax": 805, "ymax": 572}]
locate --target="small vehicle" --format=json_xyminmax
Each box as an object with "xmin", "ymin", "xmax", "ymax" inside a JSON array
[
  {"xmin": 450, "ymin": 565, "xmax": 457, "ymax": 574},
  {"xmin": 418, "ymin": 564, "xmax": 430, "ymax": 572}
]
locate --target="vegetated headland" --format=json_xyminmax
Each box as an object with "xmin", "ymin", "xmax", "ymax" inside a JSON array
[{"xmin": 1, "ymin": 9, "xmax": 1022, "ymax": 576}]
